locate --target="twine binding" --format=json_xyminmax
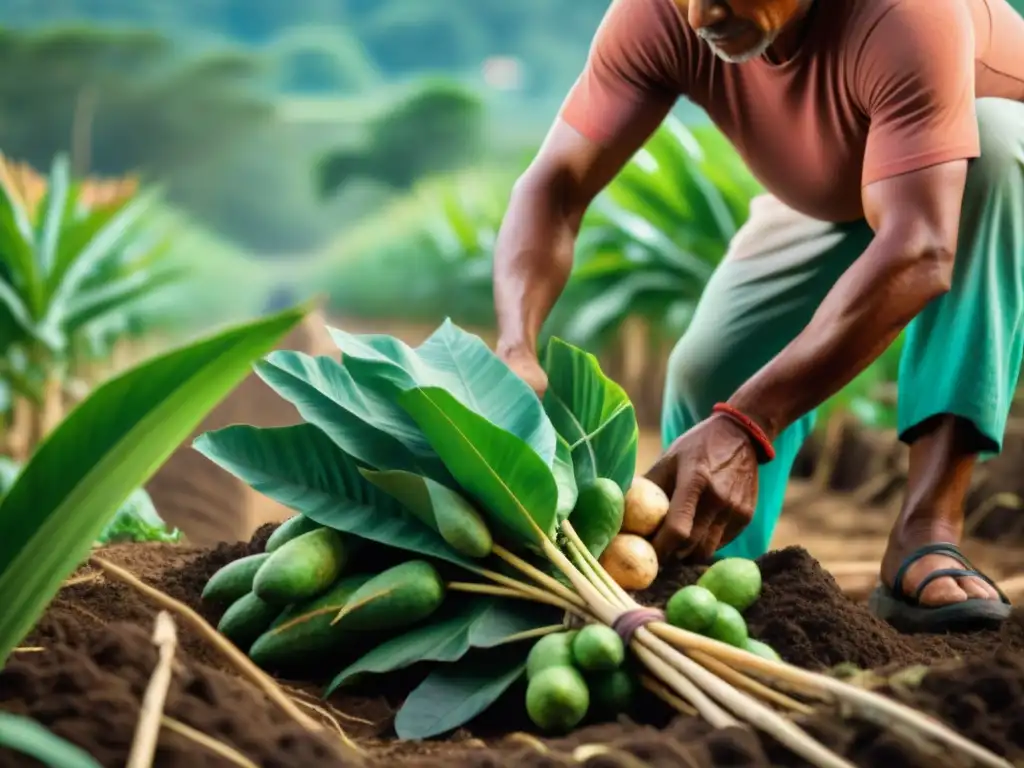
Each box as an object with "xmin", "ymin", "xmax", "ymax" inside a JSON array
[{"xmin": 611, "ymin": 607, "xmax": 665, "ymax": 644}]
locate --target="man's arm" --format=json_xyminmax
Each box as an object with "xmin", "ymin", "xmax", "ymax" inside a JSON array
[
  {"xmin": 728, "ymin": 161, "xmax": 967, "ymax": 439},
  {"xmin": 493, "ymin": 120, "xmax": 664, "ymax": 361},
  {"xmin": 725, "ymin": 0, "xmax": 978, "ymax": 440},
  {"xmin": 494, "ymin": 0, "xmax": 686, "ymax": 360}
]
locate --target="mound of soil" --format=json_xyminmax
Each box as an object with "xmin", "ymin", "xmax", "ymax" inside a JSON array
[
  {"xmin": 643, "ymin": 547, "xmax": 1024, "ymax": 671},
  {"xmin": 3, "ymin": 527, "xmax": 1024, "ymax": 767},
  {"xmin": 1, "ymin": 618, "xmax": 350, "ymax": 768}
]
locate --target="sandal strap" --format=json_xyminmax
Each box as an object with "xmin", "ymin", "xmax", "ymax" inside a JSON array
[{"xmin": 893, "ymin": 543, "xmax": 1010, "ymax": 605}]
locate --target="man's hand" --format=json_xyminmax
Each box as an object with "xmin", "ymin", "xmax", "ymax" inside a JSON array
[
  {"xmin": 500, "ymin": 346, "xmax": 549, "ymax": 398},
  {"xmin": 645, "ymin": 415, "xmax": 759, "ymax": 563}
]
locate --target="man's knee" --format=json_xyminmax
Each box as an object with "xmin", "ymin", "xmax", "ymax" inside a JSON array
[{"xmin": 969, "ymin": 99, "xmax": 1024, "ymax": 191}]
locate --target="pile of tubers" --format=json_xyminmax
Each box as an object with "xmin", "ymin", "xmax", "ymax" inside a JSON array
[{"xmin": 598, "ymin": 476, "xmax": 670, "ymax": 591}]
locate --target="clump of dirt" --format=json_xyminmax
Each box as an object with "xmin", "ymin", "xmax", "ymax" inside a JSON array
[
  {"xmin": 23, "ymin": 524, "xmax": 276, "ymax": 671},
  {"xmin": 0, "ymin": 616, "xmax": 354, "ymax": 768},
  {"xmin": 399, "ymin": 653, "xmax": 1024, "ymax": 767},
  {"xmin": 640, "ymin": 546, "xmax": 1024, "ymax": 671},
  {"xmin": 6, "ymin": 527, "xmax": 1024, "ymax": 767}
]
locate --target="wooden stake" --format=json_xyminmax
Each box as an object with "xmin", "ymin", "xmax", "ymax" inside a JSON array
[
  {"xmin": 160, "ymin": 716, "xmax": 257, "ymax": 768},
  {"xmin": 126, "ymin": 612, "xmax": 177, "ymax": 768},
  {"xmin": 90, "ymin": 557, "xmax": 327, "ymax": 737}
]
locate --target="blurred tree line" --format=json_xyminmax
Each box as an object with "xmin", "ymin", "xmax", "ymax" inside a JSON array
[
  {"xmin": 0, "ymin": 25, "xmax": 501, "ymax": 255},
  {"xmin": 0, "ymin": 0, "xmax": 617, "ymax": 254},
  {"xmin": 4, "ymin": 0, "xmax": 1018, "ymax": 256},
  {"xmin": 0, "ymin": 0, "xmax": 610, "ymax": 97}
]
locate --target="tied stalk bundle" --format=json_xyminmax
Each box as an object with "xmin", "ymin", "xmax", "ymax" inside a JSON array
[{"xmin": 194, "ymin": 319, "xmax": 1010, "ymax": 768}]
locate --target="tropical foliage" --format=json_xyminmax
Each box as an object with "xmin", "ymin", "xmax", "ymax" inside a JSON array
[
  {"xmin": 318, "ymin": 117, "xmax": 900, "ymax": 432},
  {"xmin": 0, "ymin": 152, "xmax": 188, "ymax": 459},
  {"xmin": 191, "ymin": 317, "xmax": 998, "ymax": 767},
  {"xmin": 195, "ymin": 320, "xmax": 636, "ymax": 736},
  {"xmin": 0, "ymin": 301, "xmax": 308, "ymax": 665}
]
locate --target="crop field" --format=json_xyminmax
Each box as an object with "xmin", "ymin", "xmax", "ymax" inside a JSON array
[
  {"xmin": 4, "ymin": 312, "xmax": 1024, "ymax": 768},
  {"xmin": 7, "ymin": 494, "xmax": 1024, "ymax": 767},
  {"xmin": 4, "ymin": 87, "xmax": 1024, "ymax": 768}
]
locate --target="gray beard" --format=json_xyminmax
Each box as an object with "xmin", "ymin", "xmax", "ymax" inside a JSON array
[{"xmin": 700, "ymin": 27, "xmax": 777, "ymax": 64}]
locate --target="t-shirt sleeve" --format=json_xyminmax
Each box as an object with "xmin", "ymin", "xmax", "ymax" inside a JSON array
[
  {"xmin": 856, "ymin": 0, "xmax": 980, "ymax": 188},
  {"xmin": 559, "ymin": 0, "xmax": 687, "ymax": 147}
]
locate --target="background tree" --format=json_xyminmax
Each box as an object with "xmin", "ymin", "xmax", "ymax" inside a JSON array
[{"xmin": 316, "ymin": 80, "xmax": 486, "ymax": 196}]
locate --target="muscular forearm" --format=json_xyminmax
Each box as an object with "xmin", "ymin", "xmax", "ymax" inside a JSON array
[
  {"xmin": 729, "ymin": 233, "xmax": 953, "ymax": 441},
  {"xmin": 493, "ymin": 173, "xmax": 580, "ymax": 357}
]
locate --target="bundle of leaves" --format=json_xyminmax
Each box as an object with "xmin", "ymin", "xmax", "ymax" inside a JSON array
[
  {"xmin": 194, "ymin": 319, "xmax": 1010, "ymax": 767},
  {"xmin": 195, "ymin": 320, "xmax": 634, "ymax": 737}
]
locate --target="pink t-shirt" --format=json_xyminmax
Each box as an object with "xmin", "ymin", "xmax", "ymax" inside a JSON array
[{"xmin": 560, "ymin": 0, "xmax": 1024, "ymax": 222}]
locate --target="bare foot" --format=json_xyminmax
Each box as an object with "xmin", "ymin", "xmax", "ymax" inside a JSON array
[{"xmin": 880, "ymin": 531, "xmax": 1001, "ymax": 607}]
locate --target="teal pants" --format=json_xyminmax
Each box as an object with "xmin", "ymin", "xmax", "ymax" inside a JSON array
[{"xmin": 661, "ymin": 98, "xmax": 1024, "ymax": 560}]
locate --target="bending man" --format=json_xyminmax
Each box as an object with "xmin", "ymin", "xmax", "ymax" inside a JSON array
[{"xmin": 492, "ymin": 0, "xmax": 1024, "ymax": 632}]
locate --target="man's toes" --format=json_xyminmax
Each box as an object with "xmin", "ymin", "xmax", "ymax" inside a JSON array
[
  {"xmin": 958, "ymin": 577, "xmax": 1000, "ymax": 601},
  {"xmin": 917, "ymin": 576, "xmax": 969, "ymax": 606}
]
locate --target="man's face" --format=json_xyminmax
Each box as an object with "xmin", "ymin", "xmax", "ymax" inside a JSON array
[{"xmin": 678, "ymin": 0, "xmax": 810, "ymax": 63}]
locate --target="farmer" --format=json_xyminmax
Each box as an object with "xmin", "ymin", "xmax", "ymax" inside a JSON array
[{"xmin": 492, "ymin": 0, "xmax": 1024, "ymax": 633}]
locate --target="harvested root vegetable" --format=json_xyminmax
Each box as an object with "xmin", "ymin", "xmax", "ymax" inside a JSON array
[
  {"xmin": 621, "ymin": 476, "xmax": 670, "ymax": 537},
  {"xmin": 599, "ymin": 533, "xmax": 659, "ymax": 590}
]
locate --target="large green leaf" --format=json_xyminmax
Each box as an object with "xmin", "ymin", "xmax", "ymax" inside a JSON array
[
  {"xmin": 0, "ymin": 303, "xmax": 309, "ymax": 665},
  {"xmin": 192, "ymin": 423, "xmax": 475, "ymax": 570},
  {"xmin": 359, "ymin": 468, "xmax": 492, "ymax": 557},
  {"xmin": 394, "ymin": 646, "xmax": 529, "ymax": 740},
  {"xmin": 253, "ymin": 350, "xmax": 430, "ymax": 474},
  {"xmin": 36, "ymin": 154, "xmax": 71, "ymax": 277},
  {"xmin": 542, "ymin": 338, "xmax": 638, "ymax": 493},
  {"xmin": 0, "ymin": 712, "xmax": 101, "ymax": 768},
  {"xmin": 553, "ymin": 437, "xmax": 578, "ymax": 524},
  {"xmin": 43, "ymin": 191, "xmax": 157, "ymax": 325},
  {"xmin": 329, "ymin": 318, "xmax": 557, "ymax": 465},
  {"xmin": 64, "ymin": 266, "xmax": 185, "ymax": 336},
  {"xmin": 397, "ymin": 386, "xmax": 560, "ymax": 545},
  {"xmin": 0, "ymin": 163, "xmax": 43, "ymax": 322},
  {"xmin": 325, "ymin": 597, "xmax": 560, "ymax": 695}
]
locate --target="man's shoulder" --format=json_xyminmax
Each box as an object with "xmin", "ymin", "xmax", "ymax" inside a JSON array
[
  {"xmin": 840, "ymin": 0, "xmax": 975, "ymax": 42},
  {"xmin": 834, "ymin": 0, "xmax": 978, "ymax": 75}
]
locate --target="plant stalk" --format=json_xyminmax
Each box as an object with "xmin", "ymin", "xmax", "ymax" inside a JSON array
[
  {"xmin": 490, "ymin": 545, "xmax": 587, "ymax": 607},
  {"xmin": 636, "ymin": 627, "xmax": 854, "ymax": 768},
  {"xmin": 663, "ymin": 621, "xmax": 1011, "ymax": 767},
  {"xmin": 690, "ymin": 650, "xmax": 814, "ymax": 715},
  {"xmin": 561, "ymin": 521, "xmax": 637, "ymax": 607},
  {"xmin": 630, "ymin": 640, "xmax": 736, "ymax": 727},
  {"xmin": 538, "ymin": 538, "xmax": 618, "ymax": 624},
  {"xmin": 639, "ymin": 674, "xmax": 697, "ymax": 717},
  {"xmin": 565, "ymin": 538, "xmax": 622, "ymax": 608},
  {"xmin": 447, "ymin": 582, "xmax": 595, "ymax": 622}
]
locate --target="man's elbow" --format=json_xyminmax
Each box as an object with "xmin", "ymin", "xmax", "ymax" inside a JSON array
[
  {"xmin": 511, "ymin": 162, "xmax": 588, "ymax": 229},
  {"xmin": 883, "ymin": 224, "xmax": 956, "ymax": 301},
  {"xmin": 909, "ymin": 240, "xmax": 955, "ymax": 299}
]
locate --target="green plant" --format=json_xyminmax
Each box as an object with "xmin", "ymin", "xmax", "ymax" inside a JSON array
[
  {"xmin": 316, "ymin": 79, "xmax": 486, "ymax": 196},
  {"xmin": 0, "ymin": 301, "xmax": 308, "ymax": 665},
  {"xmin": 0, "ymin": 712, "xmax": 100, "ymax": 768},
  {"xmin": 554, "ymin": 118, "xmax": 761, "ymax": 348},
  {"xmin": 191, "ymin": 318, "xmax": 997, "ymax": 765},
  {"xmin": 0, "ymin": 459, "xmax": 180, "ymax": 544},
  {"xmin": 0, "ymin": 152, "xmax": 187, "ymax": 457}
]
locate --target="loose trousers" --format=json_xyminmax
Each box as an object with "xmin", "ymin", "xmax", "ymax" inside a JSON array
[{"xmin": 661, "ymin": 99, "xmax": 1024, "ymax": 559}]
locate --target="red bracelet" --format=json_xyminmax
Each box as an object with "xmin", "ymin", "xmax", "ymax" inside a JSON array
[{"xmin": 712, "ymin": 403, "xmax": 776, "ymax": 463}]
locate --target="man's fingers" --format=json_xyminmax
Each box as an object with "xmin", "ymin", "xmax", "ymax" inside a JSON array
[
  {"xmin": 693, "ymin": 513, "xmax": 728, "ymax": 562},
  {"xmin": 718, "ymin": 496, "xmax": 756, "ymax": 549},
  {"xmin": 643, "ymin": 450, "xmax": 678, "ymax": 498},
  {"xmin": 651, "ymin": 470, "xmax": 706, "ymax": 562}
]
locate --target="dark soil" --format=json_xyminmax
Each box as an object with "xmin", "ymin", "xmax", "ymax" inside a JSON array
[{"xmin": 3, "ymin": 525, "xmax": 1024, "ymax": 767}]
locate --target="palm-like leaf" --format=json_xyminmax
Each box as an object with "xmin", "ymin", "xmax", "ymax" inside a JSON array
[{"xmin": 0, "ymin": 153, "xmax": 185, "ymax": 406}]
